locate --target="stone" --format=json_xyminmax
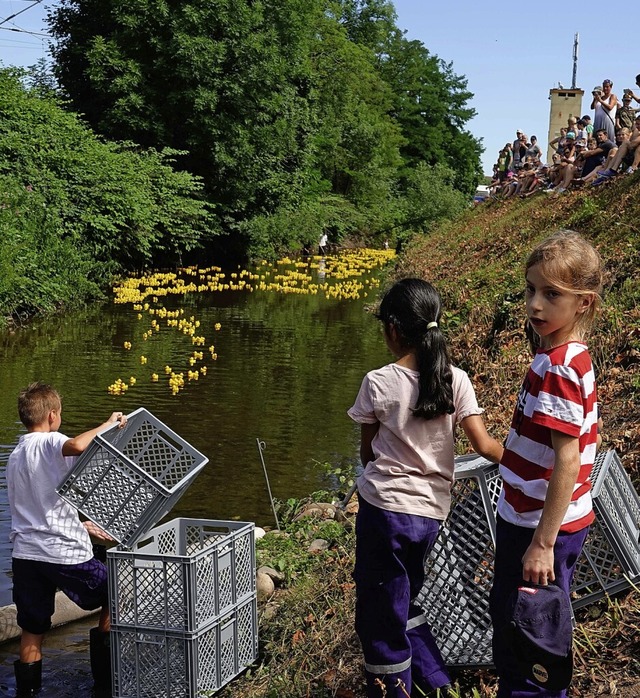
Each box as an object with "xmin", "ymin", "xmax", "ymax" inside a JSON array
[
  {"xmin": 257, "ymin": 571, "xmax": 275, "ymax": 602},
  {"xmin": 308, "ymin": 538, "xmax": 329, "ymax": 554}
]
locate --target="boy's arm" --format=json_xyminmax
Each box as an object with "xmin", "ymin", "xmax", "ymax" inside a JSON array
[
  {"xmin": 62, "ymin": 412, "xmax": 127, "ymax": 456},
  {"xmin": 521, "ymin": 431, "xmax": 581, "ymax": 585},
  {"xmin": 460, "ymin": 414, "xmax": 504, "ymax": 464},
  {"xmin": 359, "ymin": 422, "xmax": 379, "ymax": 467}
]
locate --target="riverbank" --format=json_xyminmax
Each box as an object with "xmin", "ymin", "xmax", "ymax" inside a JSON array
[{"xmin": 222, "ymin": 175, "xmax": 640, "ymax": 697}]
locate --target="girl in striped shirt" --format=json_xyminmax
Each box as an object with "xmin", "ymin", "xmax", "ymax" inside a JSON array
[{"xmin": 490, "ymin": 230, "xmax": 604, "ymax": 697}]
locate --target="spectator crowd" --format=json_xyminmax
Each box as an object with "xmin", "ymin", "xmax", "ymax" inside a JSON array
[{"xmin": 488, "ymin": 74, "xmax": 640, "ymax": 199}]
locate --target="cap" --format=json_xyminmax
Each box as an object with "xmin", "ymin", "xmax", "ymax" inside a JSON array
[
  {"xmin": 565, "ymin": 132, "xmax": 576, "ymax": 139},
  {"xmin": 504, "ymin": 584, "xmax": 574, "ymax": 691},
  {"xmin": 516, "ymin": 129, "xmax": 523, "ymax": 133},
  {"xmin": 576, "ymin": 139, "xmax": 587, "ymax": 147}
]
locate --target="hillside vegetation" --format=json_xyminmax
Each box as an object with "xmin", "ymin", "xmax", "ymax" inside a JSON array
[{"xmin": 222, "ymin": 176, "xmax": 640, "ymax": 698}]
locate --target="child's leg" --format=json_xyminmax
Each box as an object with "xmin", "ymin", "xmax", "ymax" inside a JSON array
[
  {"xmin": 490, "ymin": 516, "xmax": 588, "ymax": 698},
  {"xmin": 19, "ymin": 632, "xmax": 43, "ymax": 663},
  {"xmin": 354, "ymin": 496, "xmax": 449, "ymax": 697}
]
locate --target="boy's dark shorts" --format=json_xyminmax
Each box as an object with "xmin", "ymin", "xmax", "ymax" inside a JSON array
[{"xmin": 12, "ymin": 556, "xmax": 108, "ymax": 634}]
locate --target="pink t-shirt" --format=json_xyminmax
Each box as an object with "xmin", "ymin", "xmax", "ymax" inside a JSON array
[{"xmin": 348, "ymin": 363, "xmax": 483, "ymax": 519}]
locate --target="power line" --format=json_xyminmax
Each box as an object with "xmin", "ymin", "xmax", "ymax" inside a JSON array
[
  {"xmin": 0, "ymin": 25, "xmax": 49, "ymax": 37},
  {"xmin": 0, "ymin": 0, "xmax": 44, "ymax": 28}
]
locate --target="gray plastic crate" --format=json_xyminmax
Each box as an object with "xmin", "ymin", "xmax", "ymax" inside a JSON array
[
  {"xmin": 416, "ymin": 450, "xmax": 640, "ymax": 667},
  {"xmin": 108, "ymin": 518, "xmax": 256, "ymax": 633},
  {"xmin": 111, "ymin": 595, "xmax": 258, "ymax": 698},
  {"xmin": 57, "ymin": 408, "xmax": 208, "ymax": 547}
]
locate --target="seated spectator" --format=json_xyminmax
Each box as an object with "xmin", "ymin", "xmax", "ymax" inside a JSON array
[
  {"xmin": 579, "ymin": 129, "xmax": 627, "ymax": 185},
  {"xmin": 547, "ymin": 136, "xmax": 577, "ymax": 194},
  {"xmin": 576, "ymin": 128, "xmax": 616, "ymax": 179},
  {"xmin": 594, "ymin": 116, "xmax": 640, "ymax": 180}
]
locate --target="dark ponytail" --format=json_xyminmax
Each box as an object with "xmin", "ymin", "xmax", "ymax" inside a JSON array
[{"xmin": 377, "ymin": 278, "xmax": 454, "ymax": 420}]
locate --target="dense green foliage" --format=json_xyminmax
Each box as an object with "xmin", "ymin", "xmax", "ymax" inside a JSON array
[
  {"xmin": 0, "ymin": 67, "xmax": 213, "ymax": 320},
  {"xmin": 47, "ymin": 0, "xmax": 482, "ymax": 257}
]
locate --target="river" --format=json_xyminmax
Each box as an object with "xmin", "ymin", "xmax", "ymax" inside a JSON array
[{"xmin": 0, "ymin": 249, "xmax": 394, "ymax": 607}]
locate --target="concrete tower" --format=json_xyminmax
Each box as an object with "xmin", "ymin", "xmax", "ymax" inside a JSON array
[{"xmin": 546, "ymin": 34, "xmax": 584, "ymax": 163}]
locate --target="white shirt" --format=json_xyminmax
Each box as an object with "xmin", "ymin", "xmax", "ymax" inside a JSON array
[
  {"xmin": 7, "ymin": 431, "xmax": 94, "ymax": 564},
  {"xmin": 348, "ymin": 364, "xmax": 483, "ymax": 519}
]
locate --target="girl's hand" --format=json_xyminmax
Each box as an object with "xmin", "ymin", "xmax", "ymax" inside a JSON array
[{"xmin": 522, "ymin": 539, "xmax": 555, "ymax": 585}]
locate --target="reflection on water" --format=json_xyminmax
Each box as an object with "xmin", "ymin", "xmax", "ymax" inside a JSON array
[{"xmin": 0, "ymin": 261, "xmax": 391, "ymax": 606}]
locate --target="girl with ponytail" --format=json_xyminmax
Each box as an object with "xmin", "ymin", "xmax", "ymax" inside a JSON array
[{"xmin": 348, "ymin": 277, "xmax": 503, "ymax": 697}]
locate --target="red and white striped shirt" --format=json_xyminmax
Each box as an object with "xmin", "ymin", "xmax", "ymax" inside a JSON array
[{"xmin": 498, "ymin": 342, "xmax": 598, "ymax": 532}]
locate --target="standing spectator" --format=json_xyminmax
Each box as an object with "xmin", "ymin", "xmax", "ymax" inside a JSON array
[
  {"xmin": 575, "ymin": 120, "xmax": 589, "ymax": 144},
  {"xmin": 625, "ymin": 73, "xmax": 640, "ymax": 105},
  {"xmin": 581, "ymin": 115, "xmax": 593, "ymax": 136},
  {"xmin": 525, "ymin": 136, "xmax": 542, "ymax": 163},
  {"xmin": 591, "ymin": 79, "xmax": 618, "ymax": 143},
  {"xmin": 549, "ymin": 127, "xmax": 568, "ymax": 153},
  {"xmin": 616, "ymin": 92, "xmax": 639, "ymax": 130},
  {"xmin": 512, "ymin": 130, "xmax": 525, "ymax": 170},
  {"xmin": 318, "ymin": 232, "xmax": 328, "ymax": 256}
]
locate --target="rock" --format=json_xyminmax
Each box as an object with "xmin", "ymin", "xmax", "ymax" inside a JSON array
[
  {"xmin": 254, "ymin": 526, "xmax": 267, "ymax": 540},
  {"xmin": 293, "ymin": 502, "xmax": 337, "ymax": 521},
  {"xmin": 257, "ymin": 571, "xmax": 275, "ymax": 601},
  {"xmin": 308, "ymin": 538, "xmax": 329, "ymax": 554},
  {"xmin": 258, "ymin": 565, "xmax": 285, "ymax": 585}
]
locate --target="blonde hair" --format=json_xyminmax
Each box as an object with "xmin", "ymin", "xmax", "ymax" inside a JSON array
[
  {"xmin": 18, "ymin": 382, "xmax": 61, "ymax": 428},
  {"xmin": 526, "ymin": 230, "xmax": 603, "ymax": 336}
]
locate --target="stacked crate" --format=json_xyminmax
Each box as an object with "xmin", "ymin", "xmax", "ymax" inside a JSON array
[
  {"xmin": 109, "ymin": 518, "xmax": 257, "ymax": 697},
  {"xmin": 416, "ymin": 450, "xmax": 640, "ymax": 667},
  {"xmin": 57, "ymin": 408, "xmax": 258, "ymax": 697}
]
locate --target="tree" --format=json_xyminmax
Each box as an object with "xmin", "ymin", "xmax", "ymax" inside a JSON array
[
  {"xmin": 380, "ymin": 35, "xmax": 483, "ymax": 196},
  {"xmin": 49, "ymin": 0, "xmax": 321, "ymax": 227}
]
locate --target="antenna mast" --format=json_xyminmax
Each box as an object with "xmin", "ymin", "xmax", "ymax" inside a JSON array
[{"xmin": 571, "ymin": 33, "xmax": 579, "ymax": 89}]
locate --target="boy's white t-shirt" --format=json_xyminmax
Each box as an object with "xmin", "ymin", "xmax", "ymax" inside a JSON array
[
  {"xmin": 7, "ymin": 431, "xmax": 94, "ymax": 564},
  {"xmin": 348, "ymin": 363, "xmax": 483, "ymax": 520}
]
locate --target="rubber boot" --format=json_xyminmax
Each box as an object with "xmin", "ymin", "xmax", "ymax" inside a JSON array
[
  {"xmin": 89, "ymin": 628, "xmax": 112, "ymax": 693},
  {"xmin": 14, "ymin": 659, "xmax": 41, "ymax": 697}
]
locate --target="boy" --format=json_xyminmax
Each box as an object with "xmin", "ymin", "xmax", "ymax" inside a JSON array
[{"xmin": 7, "ymin": 382, "xmax": 126, "ymax": 697}]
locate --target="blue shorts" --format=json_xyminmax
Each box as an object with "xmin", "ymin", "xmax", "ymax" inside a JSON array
[{"xmin": 12, "ymin": 556, "xmax": 108, "ymax": 634}]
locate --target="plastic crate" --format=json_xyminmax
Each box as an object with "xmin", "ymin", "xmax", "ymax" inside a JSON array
[
  {"xmin": 108, "ymin": 518, "xmax": 256, "ymax": 633},
  {"xmin": 416, "ymin": 450, "xmax": 640, "ymax": 667},
  {"xmin": 111, "ymin": 595, "xmax": 258, "ymax": 698},
  {"xmin": 57, "ymin": 408, "xmax": 208, "ymax": 547}
]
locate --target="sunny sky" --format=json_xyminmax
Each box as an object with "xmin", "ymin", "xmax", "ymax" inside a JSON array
[{"xmin": 1, "ymin": 0, "xmax": 638, "ymax": 175}]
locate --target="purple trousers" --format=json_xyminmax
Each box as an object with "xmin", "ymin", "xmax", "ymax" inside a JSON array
[
  {"xmin": 489, "ymin": 515, "xmax": 589, "ymax": 698},
  {"xmin": 354, "ymin": 495, "xmax": 450, "ymax": 697}
]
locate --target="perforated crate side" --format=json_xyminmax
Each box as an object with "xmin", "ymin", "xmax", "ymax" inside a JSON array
[
  {"xmin": 571, "ymin": 517, "xmax": 632, "ymax": 609},
  {"xmin": 102, "ymin": 408, "xmax": 208, "ymax": 490},
  {"xmin": 590, "ymin": 451, "xmax": 640, "ymax": 578},
  {"xmin": 108, "ymin": 519, "xmax": 256, "ymax": 632},
  {"xmin": 57, "ymin": 409, "xmax": 208, "ymax": 547},
  {"xmin": 111, "ymin": 597, "xmax": 258, "ymax": 698},
  {"xmin": 417, "ymin": 450, "xmax": 640, "ymax": 667},
  {"xmin": 417, "ymin": 467, "xmax": 496, "ymax": 667}
]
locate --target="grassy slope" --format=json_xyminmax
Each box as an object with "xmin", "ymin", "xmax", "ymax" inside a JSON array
[{"xmin": 222, "ymin": 176, "xmax": 640, "ymax": 697}]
